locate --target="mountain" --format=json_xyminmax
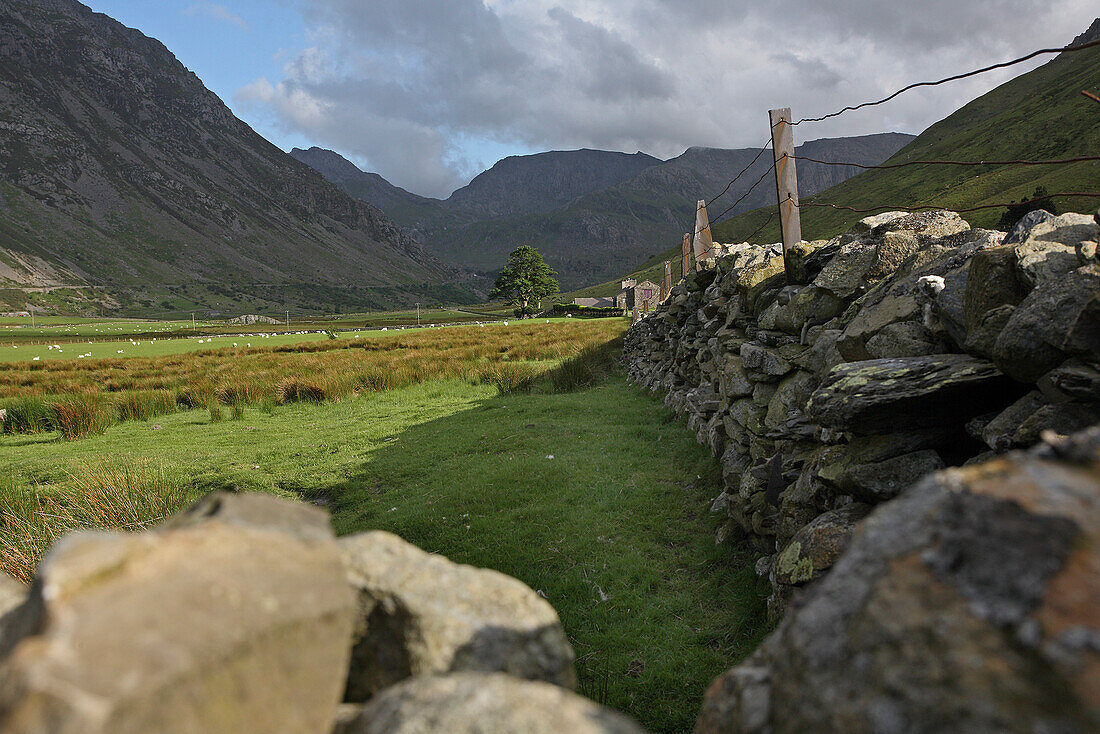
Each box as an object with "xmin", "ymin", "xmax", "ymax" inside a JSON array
[
  {"xmin": 445, "ymin": 149, "xmax": 662, "ymax": 220},
  {"xmin": 422, "ymin": 134, "xmax": 913, "ymax": 288},
  {"xmin": 289, "ymin": 147, "xmax": 443, "ymax": 229},
  {"xmin": 0, "ymin": 0, "xmax": 477, "ymax": 316},
  {"xmin": 303, "ymin": 135, "xmax": 912, "ymax": 290},
  {"xmin": 709, "ymin": 18, "xmax": 1100, "ymax": 248}
]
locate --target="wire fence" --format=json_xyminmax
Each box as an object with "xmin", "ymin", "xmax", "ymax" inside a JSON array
[{"xmin": 672, "ymin": 33, "xmax": 1100, "ymax": 271}]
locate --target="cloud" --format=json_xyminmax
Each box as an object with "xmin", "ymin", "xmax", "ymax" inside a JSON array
[
  {"xmin": 185, "ymin": 3, "xmax": 248, "ymax": 31},
  {"xmin": 236, "ymin": 0, "xmax": 1097, "ymax": 197}
]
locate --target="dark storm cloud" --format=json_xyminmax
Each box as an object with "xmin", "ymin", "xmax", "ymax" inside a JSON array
[{"xmin": 236, "ymin": 0, "xmax": 1096, "ymax": 197}]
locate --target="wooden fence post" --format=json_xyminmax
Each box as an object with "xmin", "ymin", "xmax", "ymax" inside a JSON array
[
  {"xmin": 692, "ymin": 200, "xmax": 713, "ymax": 270},
  {"xmin": 769, "ymin": 108, "xmax": 801, "ymax": 280},
  {"xmin": 681, "ymin": 233, "xmax": 691, "ymax": 279},
  {"xmin": 662, "ymin": 261, "xmax": 671, "ymax": 300}
]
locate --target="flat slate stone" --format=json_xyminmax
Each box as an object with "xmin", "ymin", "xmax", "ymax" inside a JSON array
[{"xmin": 806, "ymin": 354, "xmax": 1020, "ymax": 433}]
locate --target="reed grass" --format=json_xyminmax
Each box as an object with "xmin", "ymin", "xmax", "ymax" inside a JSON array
[{"xmin": 0, "ymin": 463, "xmax": 194, "ymax": 582}]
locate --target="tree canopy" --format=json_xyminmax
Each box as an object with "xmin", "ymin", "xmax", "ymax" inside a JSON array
[{"xmin": 489, "ymin": 246, "xmax": 559, "ymax": 316}]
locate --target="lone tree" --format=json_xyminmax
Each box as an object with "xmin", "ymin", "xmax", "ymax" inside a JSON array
[{"xmin": 490, "ymin": 246, "xmax": 559, "ymax": 317}]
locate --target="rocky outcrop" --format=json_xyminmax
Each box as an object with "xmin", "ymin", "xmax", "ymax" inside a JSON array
[
  {"xmin": 696, "ymin": 427, "xmax": 1100, "ymax": 733},
  {"xmin": 0, "ymin": 493, "xmax": 636, "ymax": 733},
  {"xmin": 624, "ymin": 209, "xmax": 1100, "ymax": 619}
]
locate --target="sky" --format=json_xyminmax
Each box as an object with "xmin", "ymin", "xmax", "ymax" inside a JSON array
[{"xmin": 83, "ymin": 1, "xmax": 1098, "ymax": 199}]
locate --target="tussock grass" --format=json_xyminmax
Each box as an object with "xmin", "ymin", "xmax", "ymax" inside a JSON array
[
  {"xmin": 543, "ymin": 336, "xmax": 624, "ymax": 393},
  {"xmin": 50, "ymin": 394, "xmax": 114, "ymax": 440},
  {"xmin": 115, "ymin": 390, "xmax": 177, "ymax": 422},
  {"xmin": 0, "ymin": 462, "xmax": 194, "ymax": 583},
  {"xmin": 1, "ymin": 396, "xmax": 52, "ymax": 434}
]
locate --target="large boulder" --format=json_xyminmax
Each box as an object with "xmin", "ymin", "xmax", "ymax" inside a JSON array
[
  {"xmin": 0, "ymin": 492, "xmax": 356, "ymax": 734},
  {"xmin": 339, "ymin": 531, "xmax": 575, "ymax": 701},
  {"xmin": 697, "ymin": 428, "xmax": 1100, "ymax": 734},
  {"xmin": 806, "ymin": 354, "xmax": 1020, "ymax": 434},
  {"xmin": 339, "ymin": 673, "xmax": 646, "ymax": 734}
]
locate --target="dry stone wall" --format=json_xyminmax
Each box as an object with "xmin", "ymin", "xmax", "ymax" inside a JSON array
[
  {"xmin": 623, "ymin": 209, "xmax": 1100, "ymax": 619},
  {"xmin": 0, "ymin": 493, "xmax": 645, "ymax": 734}
]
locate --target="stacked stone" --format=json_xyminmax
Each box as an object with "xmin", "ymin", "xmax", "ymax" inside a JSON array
[
  {"xmin": 0, "ymin": 493, "xmax": 645, "ymax": 734},
  {"xmin": 623, "ymin": 209, "xmax": 1100, "ymax": 619}
]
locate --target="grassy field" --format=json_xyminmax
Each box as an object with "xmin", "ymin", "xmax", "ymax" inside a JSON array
[{"xmin": 0, "ymin": 319, "xmax": 767, "ymax": 732}]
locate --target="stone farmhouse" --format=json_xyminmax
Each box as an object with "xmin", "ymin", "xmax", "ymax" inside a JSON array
[{"xmin": 615, "ymin": 279, "xmax": 661, "ymax": 315}]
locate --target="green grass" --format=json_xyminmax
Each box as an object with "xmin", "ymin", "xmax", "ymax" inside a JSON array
[{"xmin": 0, "ymin": 373, "xmax": 767, "ymax": 732}]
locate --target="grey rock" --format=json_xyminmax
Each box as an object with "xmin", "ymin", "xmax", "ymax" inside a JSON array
[
  {"xmin": 980, "ymin": 391, "xmax": 1047, "ymax": 451},
  {"xmin": 1002, "ymin": 209, "xmax": 1055, "ymax": 245},
  {"xmin": 339, "ymin": 531, "xmax": 575, "ymax": 701},
  {"xmin": 992, "ymin": 264, "xmax": 1100, "ymax": 382},
  {"xmin": 697, "ymin": 432, "xmax": 1099, "ymax": 733},
  {"xmin": 807, "ymin": 354, "xmax": 1019, "ymax": 434},
  {"xmin": 838, "ymin": 449, "xmax": 946, "ymax": 503},
  {"xmin": 1038, "ymin": 360, "xmax": 1100, "ymax": 403},
  {"xmin": 740, "ymin": 343, "xmax": 792, "ymax": 377},
  {"xmin": 865, "ymin": 320, "xmax": 938, "ymax": 359},
  {"xmin": 343, "ymin": 673, "xmax": 647, "ymax": 734},
  {"xmin": 0, "ymin": 573, "xmax": 25, "ymax": 621},
  {"xmin": 1014, "ymin": 213, "xmax": 1099, "ymax": 288},
  {"xmin": 771, "ymin": 504, "xmax": 870, "ymax": 586}
]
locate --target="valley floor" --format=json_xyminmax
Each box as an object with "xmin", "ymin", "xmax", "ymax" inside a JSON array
[{"xmin": 1, "ymin": 375, "xmax": 767, "ymax": 733}]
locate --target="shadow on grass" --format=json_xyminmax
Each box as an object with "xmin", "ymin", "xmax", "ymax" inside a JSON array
[{"xmin": 303, "ymin": 374, "xmax": 769, "ymax": 733}]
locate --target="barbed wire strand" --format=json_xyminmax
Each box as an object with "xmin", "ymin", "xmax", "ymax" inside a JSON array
[
  {"xmin": 793, "ymin": 37, "xmax": 1100, "ymax": 125},
  {"xmin": 705, "ymin": 140, "xmax": 774, "ymax": 207},
  {"xmin": 791, "ymin": 153, "xmax": 1100, "ymax": 171},
  {"xmin": 740, "ymin": 207, "xmax": 779, "ymax": 243},
  {"xmin": 694, "ymin": 160, "xmax": 777, "ymax": 238}
]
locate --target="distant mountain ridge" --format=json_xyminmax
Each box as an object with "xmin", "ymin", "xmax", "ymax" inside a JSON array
[
  {"xmin": 0, "ymin": 0, "xmax": 475, "ymax": 315},
  {"xmin": 299, "ymin": 134, "xmax": 914, "ymax": 289}
]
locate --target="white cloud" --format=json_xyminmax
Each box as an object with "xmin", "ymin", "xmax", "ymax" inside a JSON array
[
  {"xmin": 236, "ymin": 0, "xmax": 1097, "ymax": 197},
  {"xmin": 185, "ymin": 2, "xmax": 248, "ymax": 31}
]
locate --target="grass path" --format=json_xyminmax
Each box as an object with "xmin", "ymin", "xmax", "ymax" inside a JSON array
[{"xmin": 1, "ymin": 376, "xmax": 766, "ymax": 732}]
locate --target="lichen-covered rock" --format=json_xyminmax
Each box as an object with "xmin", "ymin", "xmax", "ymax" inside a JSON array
[
  {"xmin": 807, "ymin": 354, "xmax": 1019, "ymax": 433},
  {"xmin": 341, "ymin": 673, "xmax": 646, "ymax": 734},
  {"xmin": 696, "ymin": 429, "xmax": 1100, "ymax": 734},
  {"xmin": 0, "ymin": 492, "xmax": 356, "ymax": 734},
  {"xmin": 771, "ymin": 504, "xmax": 869, "ymax": 586},
  {"xmin": 339, "ymin": 531, "xmax": 575, "ymax": 701}
]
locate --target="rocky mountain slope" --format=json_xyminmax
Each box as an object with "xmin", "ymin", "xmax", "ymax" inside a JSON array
[
  {"xmin": 301, "ymin": 135, "xmax": 911, "ymax": 290},
  {"xmin": 710, "ymin": 17, "xmax": 1100, "ymax": 246},
  {"xmin": 0, "ymin": 0, "xmax": 476, "ymax": 315}
]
